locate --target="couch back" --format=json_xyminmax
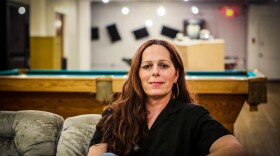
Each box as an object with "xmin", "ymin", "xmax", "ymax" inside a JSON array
[
  {"xmin": 57, "ymin": 114, "xmax": 102, "ymax": 155},
  {"xmin": 0, "ymin": 110, "xmax": 102, "ymax": 156},
  {"xmin": 0, "ymin": 110, "xmax": 64, "ymax": 155}
]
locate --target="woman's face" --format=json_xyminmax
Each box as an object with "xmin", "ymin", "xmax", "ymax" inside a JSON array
[{"xmin": 139, "ymin": 45, "xmax": 178, "ymax": 100}]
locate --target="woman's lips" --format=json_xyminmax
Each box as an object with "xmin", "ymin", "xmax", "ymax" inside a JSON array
[{"xmin": 149, "ymin": 82, "xmax": 164, "ymax": 87}]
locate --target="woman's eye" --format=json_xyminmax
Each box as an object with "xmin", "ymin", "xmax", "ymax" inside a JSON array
[
  {"xmin": 142, "ymin": 65, "xmax": 151, "ymax": 69},
  {"xmin": 160, "ymin": 64, "xmax": 169, "ymax": 69}
]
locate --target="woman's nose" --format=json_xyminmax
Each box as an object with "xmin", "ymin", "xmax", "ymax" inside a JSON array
[{"xmin": 152, "ymin": 66, "xmax": 159, "ymax": 77}]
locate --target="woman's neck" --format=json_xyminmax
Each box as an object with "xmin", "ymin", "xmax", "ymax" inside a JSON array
[
  {"xmin": 146, "ymin": 97, "xmax": 170, "ymax": 112},
  {"xmin": 146, "ymin": 94, "xmax": 171, "ymax": 129},
  {"xmin": 146, "ymin": 92, "xmax": 172, "ymax": 108}
]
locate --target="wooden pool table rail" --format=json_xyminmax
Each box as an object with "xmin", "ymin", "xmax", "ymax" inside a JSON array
[
  {"xmin": 0, "ymin": 71, "xmax": 267, "ymax": 133},
  {"xmin": 0, "ymin": 76, "xmax": 98, "ymax": 92}
]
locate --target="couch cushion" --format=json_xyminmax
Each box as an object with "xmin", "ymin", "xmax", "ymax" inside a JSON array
[
  {"xmin": 0, "ymin": 110, "xmax": 64, "ymax": 156},
  {"xmin": 0, "ymin": 137, "xmax": 19, "ymax": 156},
  {"xmin": 56, "ymin": 114, "xmax": 101, "ymax": 156}
]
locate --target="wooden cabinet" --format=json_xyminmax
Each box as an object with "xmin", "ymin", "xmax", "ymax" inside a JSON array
[
  {"xmin": 173, "ymin": 39, "xmax": 225, "ymax": 71},
  {"xmin": 30, "ymin": 37, "xmax": 62, "ymax": 69}
]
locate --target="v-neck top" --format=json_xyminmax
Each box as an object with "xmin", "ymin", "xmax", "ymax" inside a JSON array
[{"xmin": 90, "ymin": 99, "xmax": 230, "ymax": 156}]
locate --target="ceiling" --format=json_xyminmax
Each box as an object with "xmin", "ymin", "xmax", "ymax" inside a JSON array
[
  {"xmin": 90, "ymin": 0, "xmax": 246, "ymax": 2},
  {"xmin": 90, "ymin": 0, "xmax": 273, "ymax": 5}
]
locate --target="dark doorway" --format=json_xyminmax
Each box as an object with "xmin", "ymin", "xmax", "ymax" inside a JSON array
[
  {"xmin": 0, "ymin": 0, "xmax": 30, "ymax": 70},
  {"xmin": 55, "ymin": 12, "xmax": 66, "ymax": 69}
]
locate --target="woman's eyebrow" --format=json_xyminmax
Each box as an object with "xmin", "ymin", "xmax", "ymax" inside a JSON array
[
  {"xmin": 159, "ymin": 59, "xmax": 171, "ymax": 62},
  {"xmin": 141, "ymin": 59, "xmax": 171, "ymax": 63},
  {"xmin": 141, "ymin": 61, "xmax": 152, "ymax": 64}
]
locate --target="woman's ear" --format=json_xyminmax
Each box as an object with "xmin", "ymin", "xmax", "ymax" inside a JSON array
[{"xmin": 174, "ymin": 70, "xmax": 179, "ymax": 83}]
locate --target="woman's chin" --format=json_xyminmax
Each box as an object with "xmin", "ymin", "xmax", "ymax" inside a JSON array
[{"xmin": 147, "ymin": 93, "xmax": 171, "ymax": 100}]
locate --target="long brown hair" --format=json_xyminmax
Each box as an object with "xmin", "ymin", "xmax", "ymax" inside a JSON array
[{"xmin": 96, "ymin": 39, "xmax": 195, "ymax": 155}]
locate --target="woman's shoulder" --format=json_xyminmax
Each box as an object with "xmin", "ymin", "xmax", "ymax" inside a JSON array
[
  {"xmin": 179, "ymin": 102, "xmax": 207, "ymax": 111},
  {"xmin": 170, "ymin": 101, "xmax": 213, "ymax": 129},
  {"xmin": 175, "ymin": 101, "xmax": 209, "ymax": 117}
]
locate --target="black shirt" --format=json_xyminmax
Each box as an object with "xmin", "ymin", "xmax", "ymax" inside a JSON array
[{"xmin": 90, "ymin": 99, "xmax": 231, "ymax": 156}]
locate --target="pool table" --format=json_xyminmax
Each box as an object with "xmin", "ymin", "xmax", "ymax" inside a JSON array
[{"xmin": 0, "ymin": 69, "xmax": 267, "ymax": 132}]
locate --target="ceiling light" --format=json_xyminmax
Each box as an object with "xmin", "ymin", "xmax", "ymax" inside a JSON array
[
  {"xmin": 191, "ymin": 6, "xmax": 199, "ymax": 15},
  {"xmin": 55, "ymin": 20, "xmax": 62, "ymax": 28},
  {"xmin": 121, "ymin": 7, "xmax": 129, "ymax": 15},
  {"xmin": 145, "ymin": 19, "xmax": 153, "ymax": 27},
  {"xmin": 157, "ymin": 6, "xmax": 166, "ymax": 16},
  {"xmin": 102, "ymin": 0, "xmax": 109, "ymax": 3},
  {"xmin": 18, "ymin": 7, "xmax": 25, "ymax": 14}
]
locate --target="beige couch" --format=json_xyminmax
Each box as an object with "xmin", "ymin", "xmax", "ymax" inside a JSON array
[{"xmin": 0, "ymin": 110, "xmax": 101, "ymax": 156}]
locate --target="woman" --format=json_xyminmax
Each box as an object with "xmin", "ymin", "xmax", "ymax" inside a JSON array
[{"xmin": 88, "ymin": 39, "xmax": 246, "ymax": 156}]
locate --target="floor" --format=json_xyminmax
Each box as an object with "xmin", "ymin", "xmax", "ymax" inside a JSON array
[{"xmin": 235, "ymin": 82, "xmax": 280, "ymax": 156}]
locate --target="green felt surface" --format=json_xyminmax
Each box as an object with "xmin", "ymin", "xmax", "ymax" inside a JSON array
[{"xmin": 0, "ymin": 69, "xmax": 256, "ymax": 77}]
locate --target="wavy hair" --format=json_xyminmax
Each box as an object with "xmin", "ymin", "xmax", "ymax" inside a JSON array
[{"xmin": 96, "ymin": 39, "xmax": 195, "ymax": 155}]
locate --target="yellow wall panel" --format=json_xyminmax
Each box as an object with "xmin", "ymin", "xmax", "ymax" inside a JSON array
[{"xmin": 30, "ymin": 36, "xmax": 62, "ymax": 69}]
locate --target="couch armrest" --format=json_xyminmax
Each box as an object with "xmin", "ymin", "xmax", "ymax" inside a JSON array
[
  {"xmin": 0, "ymin": 110, "xmax": 64, "ymax": 156},
  {"xmin": 56, "ymin": 114, "xmax": 102, "ymax": 156}
]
